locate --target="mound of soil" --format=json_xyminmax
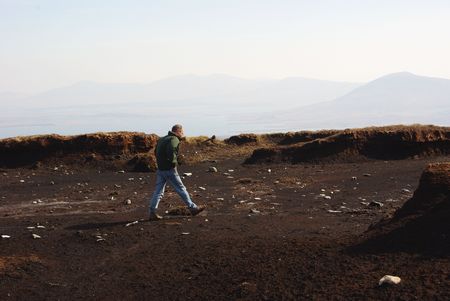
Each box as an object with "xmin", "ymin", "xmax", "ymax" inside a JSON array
[
  {"xmin": 0, "ymin": 132, "xmax": 158, "ymax": 169},
  {"xmin": 356, "ymin": 162, "xmax": 450, "ymax": 255},
  {"xmin": 246, "ymin": 125, "xmax": 450, "ymax": 164},
  {"xmin": 225, "ymin": 134, "xmax": 259, "ymax": 145}
]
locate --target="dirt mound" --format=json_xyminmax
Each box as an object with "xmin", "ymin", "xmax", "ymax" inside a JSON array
[
  {"xmin": 0, "ymin": 132, "xmax": 158, "ymax": 169},
  {"xmin": 356, "ymin": 162, "xmax": 450, "ymax": 255},
  {"xmin": 225, "ymin": 134, "xmax": 259, "ymax": 145},
  {"xmin": 246, "ymin": 125, "xmax": 450, "ymax": 164}
]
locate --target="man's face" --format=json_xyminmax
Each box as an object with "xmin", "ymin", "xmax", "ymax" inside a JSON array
[{"xmin": 175, "ymin": 128, "xmax": 184, "ymax": 138}]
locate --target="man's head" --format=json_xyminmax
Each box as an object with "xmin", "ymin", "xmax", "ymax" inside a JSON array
[{"xmin": 171, "ymin": 124, "xmax": 184, "ymax": 138}]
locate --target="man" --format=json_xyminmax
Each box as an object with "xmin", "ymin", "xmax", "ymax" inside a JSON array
[{"xmin": 149, "ymin": 124, "xmax": 205, "ymax": 220}]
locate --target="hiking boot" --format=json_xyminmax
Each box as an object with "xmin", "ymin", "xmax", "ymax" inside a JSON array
[
  {"xmin": 149, "ymin": 211, "xmax": 163, "ymax": 221},
  {"xmin": 189, "ymin": 205, "xmax": 206, "ymax": 216}
]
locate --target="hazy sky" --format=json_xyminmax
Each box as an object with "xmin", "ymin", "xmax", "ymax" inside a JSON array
[{"xmin": 1, "ymin": 0, "xmax": 450, "ymax": 93}]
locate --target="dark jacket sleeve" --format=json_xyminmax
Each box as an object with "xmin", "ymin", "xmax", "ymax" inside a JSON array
[{"xmin": 165, "ymin": 137, "xmax": 179, "ymax": 167}]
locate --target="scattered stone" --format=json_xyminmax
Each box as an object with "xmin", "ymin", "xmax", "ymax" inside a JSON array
[
  {"xmin": 249, "ymin": 208, "xmax": 261, "ymax": 214},
  {"xmin": 267, "ymin": 169, "xmax": 272, "ymax": 173},
  {"xmin": 324, "ymin": 195, "xmax": 332, "ymax": 200},
  {"xmin": 36, "ymin": 225, "xmax": 46, "ymax": 229},
  {"xmin": 253, "ymin": 197, "xmax": 262, "ymax": 201},
  {"xmin": 217, "ymin": 197, "xmax": 224, "ymax": 201},
  {"xmin": 32, "ymin": 201, "xmax": 38, "ymax": 204},
  {"xmin": 360, "ymin": 201, "xmax": 370, "ymax": 206},
  {"xmin": 32, "ymin": 234, "xmax": 41, "ymax": 239},
  {"xmin": 363, "ymin": 173, "xmax": 371, "ymax": 177},
  {"xmin": 274, "ymin": 180, "xmax": 280, "ymax": 184},
  {"xmin": 183, "ymin": 172, "xmax": 193, "ymax": 177},
  {"xmin": 124, "ymin": 199, "xmax": 132, "ymax": 205},
  {"xmin": 1, "ymin": 235, "xmax": 11, "ymax": 239},
  {"xmin": 379, "ymin": 275, "xmax": 401, "ymax": 286},
  {"xmin": 198, "ymin": 186, "xmax": 206, "ymax": 191},
  {"xmin": 181, "ymin": 232, "xmax": 190, "ymax": 235},
  {"xmin": 50, "ymin": 181, "xmax": 55, "ymax": 185},
  {"xmin": 208, "ymin": 167, "xmax": 218, "ymax": 172},
  {"xmin": 118, "ymin": 170, "xmax": 125, "ymax": 173},
  {"xmin": 20, "ymin": 179, "xmax": 25, "ymax": 183},
  {"xmin": 125, "ymin": 221, "xmax": 139, "ymax": 227},
  {"xmin": 114, "ymin": 184, "xmax": 121, "ymax": 188},
  {"xmin": 128, "ymin": 178, "xmax": 135, "ymax": 181},
  {"xmin": 369, "ymin": 201, "xmax": 384, "ymax": 208},
  {"xmin": 327, "ymin": 210, "xmax": 342, "ymax": 213},
  {"xmin": 228, "ymin": 169, "xmax": 234, "ymax": 172},
  {"xmin": 351, "ymin": 176, "xmax": 357, "ymax": 181},
  {"xmin": 27, "ymin": 226, "xmax": 35, "ymax": 230},
  {"xmin": 401, "ymin": 188, "xmax": 411, "ymax": 193}
]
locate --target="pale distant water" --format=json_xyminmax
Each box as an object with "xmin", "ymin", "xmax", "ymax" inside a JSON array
[{"xmin": 0, "ymin": 103, "xmax": 300, "ymax": 139}]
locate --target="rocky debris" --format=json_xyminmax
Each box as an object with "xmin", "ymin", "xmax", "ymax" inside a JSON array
[
  {"xmin": 208, "ymin": 166, "xmax": 218, "ymax": 173},
  {"xmin": 125, "ymin": 221, "xmax": 139, "ymax": 227},
  {"xmin": 401, "ymin": 188, "xmax": 411, "ymax": 194},
  {"xmin": 249, "ymin": 208, "xmax": 261, "ymax": 214},
  {"xmin": 198, "ymin": 186, "xmax": 206, "ymax": 191},
  {"xmin": 1, "ymin": 235, "xmax": 11, "ymax": 239},
  {"xmin": 351, "ymin": 176, "xmax": 357, "ymax": 181},
  {"xmin": 327, "ymin": 210, "xmax": 342, "ymax": 213},
  {"xmin": 183, "ymin": 172, "xmax": 193, "ymax": 177},
  {"xmin": 369, "ymin": 201, "xmax": 384, "ymax": 208},
  {"xmin": 32, "ymin": 234, "xmax": 41, "ymax": 239},
  {"xmin": 363, "ymin": 173, "xmax": 372, "ymax": 177},
  {"xmin": 379, "ymin": 275, "xmax": 401, "ymax": 286},
  {"xmin": 124, "ymin": 199, "xmax": 132, "ymax": 205}
]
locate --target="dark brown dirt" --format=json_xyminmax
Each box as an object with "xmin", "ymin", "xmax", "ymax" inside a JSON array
[
  {"xmin": 246, "ymin": 125, "xmax": 450, "ymax": 164},
  {"xmin": 0, "ymin": 129, "xmax": 449, "ymax": 300},
  {"xmin": 356, "ymin": 162, "xmax": 450, "ymax": 256}
]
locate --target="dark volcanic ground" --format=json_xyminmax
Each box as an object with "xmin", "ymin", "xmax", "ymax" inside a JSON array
[{"xmin": 1, "ymin": 156, "xmax": 449, "ymax": 300}]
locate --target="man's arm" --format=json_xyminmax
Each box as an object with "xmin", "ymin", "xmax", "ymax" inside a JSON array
[{"xmin": 166, "ymin": 137, "xmax": 179, "ymax": 167}]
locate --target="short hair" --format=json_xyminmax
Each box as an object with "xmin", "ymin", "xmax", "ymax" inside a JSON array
[{"xmin": 172, "ymin": 124, "xmax": 183, "ymax": 132}]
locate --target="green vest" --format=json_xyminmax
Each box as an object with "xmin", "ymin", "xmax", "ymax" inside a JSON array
[{"xmin": 155, "ymin": 132, "xmax": 180, "ymax": 170}]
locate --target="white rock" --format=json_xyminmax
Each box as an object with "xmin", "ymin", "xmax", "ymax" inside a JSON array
[
  {"xmin": 327, "ymin": 210, "xmax": 342, "ymax": 213},
  {"xmin": 125, "ymin": 221, "xmax": 139, "ymax": 227},
  {"xmin": 124, "ymin": 199, "xmax": 132, "ymax": 205},
  {"xmin": 183, "ymin": 172, "xmax": 193, "ymax": 177},
  {"xmin": 217, "ymin": 197, "xmax": 224, "ymax": 201},
  {"xmin": 227, "ymin": 169, "xmax": 234, "ymax": 172},
  {"xmin": 267, "ymin": 169, "xmax": 272, "ymax": 173},
  {"xmin": 36, "ymin": 225, "xmax": 46, "ymax": 229},
  {"xmin": 254, "ymin": 197, "xmax": 262, "ymax": 201},
  {"xmin": 401, "ymin": 188, "xmax": 411, "ymax": 193},
  {"xmin": 20, "ymin": 179, "xmax": 25, "ymax": 183},
  {"xmin": 118, "ymin": 170, "xmax": 125, "ymax": 173},
  {"xmin": 379, "ymin": 275, "xmax": 401, "ymax": 286},
  {"xmin": 32, "ymin": 234, "xmax": 41, "ymax": 239},
  {"xmin": 208, "ymin": 167, "xmax": 218, "ymax": 172},
  {"xmin": 1, "ymin": 235, "xmax": 11, "ymax": 239},
  {"xmin": 198, "ymin": 186, "xmax": 206, "ymax": 191},
  {"xmin": 181, "ymin": 232, "xmax": 190, "ymax": 235},
  {"xmin": 351, "ymin": 176, "xmax": 357, "ymax": 181}
]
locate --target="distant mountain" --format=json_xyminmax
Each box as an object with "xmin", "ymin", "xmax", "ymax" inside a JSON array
[
  {"xmin": 279, "ymin": 72, "xmax": 450, "ymax": 129},
  {"xmin": 11, "ymin": 74, "xmax": 359, "ymax": 108}
]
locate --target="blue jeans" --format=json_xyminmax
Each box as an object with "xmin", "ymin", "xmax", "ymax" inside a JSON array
[{"xmin": 149, "ymin": 168, "xmax": 197, "ymax": 212}]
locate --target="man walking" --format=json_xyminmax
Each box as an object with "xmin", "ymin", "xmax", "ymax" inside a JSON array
[{"xmin": 149, "ymin": 124, "xmax": 205, "ymax": 220}]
